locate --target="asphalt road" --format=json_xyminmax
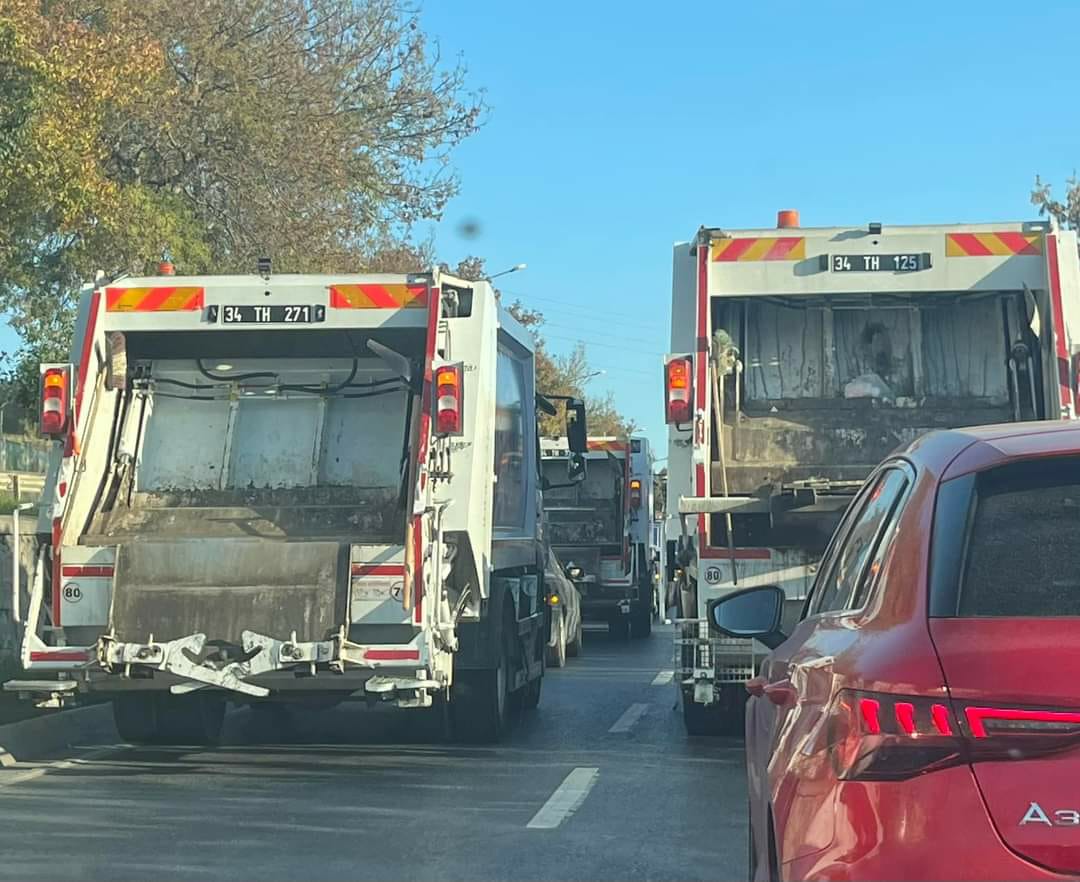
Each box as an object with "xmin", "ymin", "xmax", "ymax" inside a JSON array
[{"xmin": 0, "ymin": 624, "xmax": 747, "ymax": 881}]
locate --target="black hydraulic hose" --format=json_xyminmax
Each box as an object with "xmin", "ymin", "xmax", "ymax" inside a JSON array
[
  {"xmin": 342, "ymin": 387, "xmax": 408, "ymax": 399},
  {"xmin": 126, "ymin": 391, "xmax": 149, "ymax": 508},
  {"xmin": 277, "ymin": 359, "xmax": 358, "ymax": 393},
  {"xmin": 196, "ymin": 359, "xmax": 277, "ymax": 383},
  {"xmin": 151, "ymin": 377, "xmax": 219, "ymax": 392},
  {"xmin": 83, "ymin": 390, "xmax": 125, "ymax": 533},
  {"xmin": 191, "ymin": 359, "xmax": 405, "ymax": 395}
]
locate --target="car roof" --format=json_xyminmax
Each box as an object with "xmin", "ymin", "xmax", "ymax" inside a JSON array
[{"xmin": 901, "ymin": 420, "xmax": 1080, "ymax": 479}]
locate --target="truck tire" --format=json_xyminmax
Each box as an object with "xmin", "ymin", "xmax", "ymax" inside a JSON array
[
  {"xmin": 630, "ymin": 602, "xmax": 652, "ymax": 639},
  {"xmin": 113, "ymin": 694, "xmax": 226, "ymax": 746},
  {"xmin": 158, "ymin": 694, "xmax": 226, "ymax": 745},
  {"xmin": 566, "ymin": 615, "xmax": 583, "ymax": 658},
  {"xmin": 547, "ymin": 613, "xmax": 567, "ymax": 668},
  {"xmin": 608, "ymin": 616, "xmax": 630, "ymax": 641},
  {"xmin": 521, "ymin": 667, "xmax": 542, "ymax": 710},
  {"xmin": 453, "ymin": 607, "xmax": 514, "ymax": 743},
  {"xmin": 113, "ymin": 695, "xmax": 157, "ymax": 744}
]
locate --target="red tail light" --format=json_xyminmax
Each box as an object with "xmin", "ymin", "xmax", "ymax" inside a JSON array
[
  {"xmin": 434, "ymin": 364, "xmax": 463, "ymax": 435},
  {"xmin": 826, "ymin": 688, "xmax": 1080, "ymax": 782},
  {"xmin": 826, "ymin": 690, "xmax": 963, "ymax": 781},
  {"xmin": 40, "ymin": 366, "xmax": 71, "ymax": 438},
  {"xmin": 963, "ymin": 705, "xmax": 1080, "ymax": 740},
  {"xmin": 629, "ymin": 478, "xmax": 642, "ymax": 509},
  {"xmin": 664, "ymin": 357, "xmax": 693, "ymax": 424}
]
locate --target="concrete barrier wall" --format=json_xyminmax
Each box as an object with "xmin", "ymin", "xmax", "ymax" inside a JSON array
[{"xmin": 0, "ymin": 516, "xmax": 40, "ymax": 669}]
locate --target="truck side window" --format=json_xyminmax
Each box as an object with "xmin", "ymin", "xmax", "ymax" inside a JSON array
[
  {"xmin": 809, "ymin": 469, "xmax": 909, "ymax": 616},
  {"xmin": 493, "ymin": 351, "xmax": 527, "ymax": 529}
]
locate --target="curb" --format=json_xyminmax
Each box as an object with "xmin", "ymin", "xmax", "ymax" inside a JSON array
[{"xmin": 0, "ymin": 704, "xmax": 116, "ymax": 763}]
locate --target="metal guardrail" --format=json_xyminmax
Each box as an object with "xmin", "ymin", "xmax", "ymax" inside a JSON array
[{"xmin": 1, "ymin": 472, "xmax": 45, "ymax": 502}]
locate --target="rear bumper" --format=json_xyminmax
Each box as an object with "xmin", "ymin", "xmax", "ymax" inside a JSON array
[{"xmin": 13, "ymin": 631, "xmax": 441, "ymax": 708}]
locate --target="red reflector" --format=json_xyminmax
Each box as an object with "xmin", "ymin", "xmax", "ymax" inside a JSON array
[
  {"xmin": 29, "ymin": 650, "xmax": 89, "ymax": 662},
  {"xmin": 61, "ymin": 565, "xmax": 114, "ymax": 578},
  {"xmin": 351, "ymin": 564, "xmax": 406, "ymax": 577},
  {"xmin": 364, "ymin": 649, "xmax": 420, "ymax": 661},
  {"xmin": 859, "ymin": 697, "xmax": 882, "ymax": 734}
]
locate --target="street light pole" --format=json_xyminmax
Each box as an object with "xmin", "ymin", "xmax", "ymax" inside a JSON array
[{"xmin": 486, "ymin": 263, "xmax": 527, "ymax": 282}]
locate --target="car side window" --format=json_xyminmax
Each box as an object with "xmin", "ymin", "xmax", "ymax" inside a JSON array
[
  {"xmin": 808, "ymin": 468, "xmax": 910, "ymax": 616},
  {"xmin": 849, "ymin": 478, "xmax": 910, "ymax": 610}
]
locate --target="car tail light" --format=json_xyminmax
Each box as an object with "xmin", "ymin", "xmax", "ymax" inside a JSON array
[
  {"xmin": 826, "ymin": 689, "xmax": 964, "ymax": 781},
  {"xmin": 40, "ymin": 365, "xmax": 72, "ymax": 438},
  {"xmin": 664, "ymin": 357, "xmax": 693, "ymax": 424},
  {"xmin": 959, "ymin": 703, "xmax": 1080, "ymax": 758},
  {"xmin": 434, "ymin": 364, "xmax": 463, "ymax": 435},
  {"xmin": 629, "ymin": 478, "xmax": 642, "ymax": 509}
]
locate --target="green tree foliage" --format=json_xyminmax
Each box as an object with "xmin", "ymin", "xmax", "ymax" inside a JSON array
[{"xmin": 0, "ymin": 0, "xmax": 482, "ymax": 404}]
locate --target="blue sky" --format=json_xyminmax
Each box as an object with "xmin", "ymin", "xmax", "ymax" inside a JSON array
[
  {"xmin": 420, "ymin": 0, "xmax": 1080, "ymax": 456},
  {"xmin": 3, "ymin": 2, "xmax": 1078, "ymax": 458}
]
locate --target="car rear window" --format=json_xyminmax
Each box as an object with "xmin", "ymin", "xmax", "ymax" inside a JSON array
[{"xmin": 959, "ymin": 457, "xmax": 1080, "ymax": 617}]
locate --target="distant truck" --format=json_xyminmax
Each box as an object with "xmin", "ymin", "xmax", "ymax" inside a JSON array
[
  {"xmin": 541, "ymin": 435, "xmax": 654, "ymax": 638},
  {"xmin": 5, "ymin": 264, "xmax": 587, "ymax": 744},
  {"xmin": 664, "ymin": 212, "xmax": 1080, "ymax": 734}
]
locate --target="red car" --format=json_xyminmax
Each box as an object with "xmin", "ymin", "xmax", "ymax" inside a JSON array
[{"xmin": 710, "ymin": 421, "xmax": 1080, "ymax": 881}]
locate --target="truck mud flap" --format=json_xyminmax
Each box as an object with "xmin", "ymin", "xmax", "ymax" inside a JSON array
[{"xmin": 109, "ymin": 539, "xmax": 348, "ymax": 644}]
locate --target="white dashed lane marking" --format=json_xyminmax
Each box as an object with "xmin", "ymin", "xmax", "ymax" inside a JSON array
[
  {"xmin": 651, "ymin": 670, "xmax": 674, "ymax": 685},
  {"xmin": 608, "ymin": 702, "xmax": 649, "ymax": 733},
  {"xmin": 527, "ymin": 767, "xmax": 600, "ymax": 829}
]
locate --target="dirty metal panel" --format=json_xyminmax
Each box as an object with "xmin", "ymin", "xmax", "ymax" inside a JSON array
[
  {"xmin": 93, "ymin": 487, "xmax": 403, "ymax": 543},
  {"xmin": 320, "ymin": 394, "xmax": 408, "ymax": 487},
  {"xmin": 138, "ymin": 397, "xmax": 230, "ymax": 490},
  {"xmin": 719, "ymin": 400, "xmax": 1013, "ymax": 494},
  {"xmin": 110, "ymin": 539, "xmax": 347, "ymax": 644},
  {"xmin": 229, "ymin": 398, "xmax": 322, "ymax": 488}
]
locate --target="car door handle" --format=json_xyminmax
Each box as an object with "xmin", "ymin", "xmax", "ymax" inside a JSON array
[
  {"xmin": 763, "ymin": 679, "xmax": 795, "ymax": 706},
  {"xmin": 745, "ymin": 676, "xmax": 766, "ymax": 697}
]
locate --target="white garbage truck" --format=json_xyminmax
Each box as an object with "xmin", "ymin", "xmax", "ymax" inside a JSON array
[
  {"xmin": 664, "ymin": 212, "xmax": 1080, "ymax": 734},
  {"xmin": 541, "ymin": 435, "xmax": 655, "ymax": 638},
  {"xmin": 5, "ymin": 263, "xmax": 587, "ymax": 743}
]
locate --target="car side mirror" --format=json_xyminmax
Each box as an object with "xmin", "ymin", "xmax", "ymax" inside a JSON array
[
  {"xmin": 707, "ymin": 585, "xmax": 787, "ymax": 650},
  {"xmin": 566, "ymin": 398, "xmax": 587, "ymax": 453}
]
